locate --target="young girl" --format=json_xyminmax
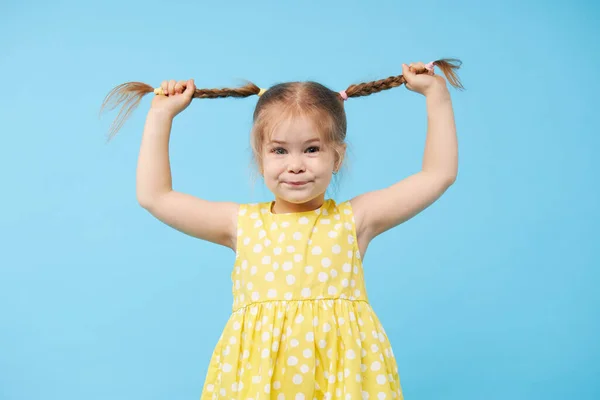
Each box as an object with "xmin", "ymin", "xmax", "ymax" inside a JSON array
[{"xmin": 101, "ymin": 59, "xmax": 463, "ymax": 400}]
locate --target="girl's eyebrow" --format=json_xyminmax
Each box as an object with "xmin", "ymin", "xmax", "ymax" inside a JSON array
[{"xmin": 269, "ymin": 138, "xmax": 321, "ymax": 145}]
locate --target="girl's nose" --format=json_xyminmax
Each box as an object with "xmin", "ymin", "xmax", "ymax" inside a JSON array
[{"xmin": 287, "ymin": 156, "xmax": 305, "ymax": 173}]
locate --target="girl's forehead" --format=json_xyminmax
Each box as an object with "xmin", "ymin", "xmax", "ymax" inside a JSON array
[{"xmin": 268, "ymin": 115, "xmax": 323, "ymax": 142}]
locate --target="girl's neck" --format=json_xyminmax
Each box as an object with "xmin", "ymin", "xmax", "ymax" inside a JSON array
[{"xmin": 270, "ymin": 195, "xmax": 326, "ymax": 214}]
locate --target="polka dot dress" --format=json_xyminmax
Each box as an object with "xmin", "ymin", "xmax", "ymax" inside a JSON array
[{"xmin": 201, "ymin": 199, "xmax": 403, "ymax": 400}]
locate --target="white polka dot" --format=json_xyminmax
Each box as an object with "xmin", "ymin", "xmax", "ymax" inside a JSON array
[
  {"xmin": 262, "ymin": 331, "xmax": 270, "ymax": 341},
  {"xmin": 282, "ymin": 262, "xmax": 293, "ymax": 271},
  {"xmin": 305, "ymin": 332, "xmax": 314, "ymax": 341},
  {"xmin": 293, "ymin": 232, "xmax": 302, "ymax": 240},
  {"xmin": 371, "ymin": 361, "xmax": 381, "ymax": 371},
  {"xmin": 342, "ymin": 263, "xmax": 351, "ymax": 272},
  {"xmin": 301, "ymin": 288, "xmax": 311, "ymax": 297},
  {"xmin": 330, "ymin": 269, "xmax": 338, "ymax": 278},
  {"xmin": 288, "ymin": 356, "xmax": 298, "ymax": 366},
  {"xmin": 294, "ymin": 254, "xmax": 303, "ymax": 262},
  {"xmin": 376, "ymin": 374, "xmax": 387, "ymax": 385},
  {"xmin": 243, "ymin": 237, "xmax": 251, "ymax": 245},
  {"xmin": 321, "ymin": 218, "xmax": 331, "ymax": 224},
  {"xmin": 346, "ymin": 349, "xmax": 356, "ymax": 359},
  {"xmin": 332, "ymin": 244, "xmax": 341, "ymax": 254},
  {"xmin": 318, "ymin": 272, "xmax": 328, "ymax": 282},
  {"xmin": 286, "ymin": 275, "xmax": 296, "ymax": 285},
  {"xmin": 303, "ymin": 348, "xmax": 312, "ymax": 358},
  {"xmin": 378, "ymin": 392, "xmax": 387, "ymax": 399},
  {"xmin": 250, "ymin": 266, "xmax": 257, "ymax": 275},
  {"xmin": 273, "ymin": 381, "xmax": 281, "ymax": 389},
  {"xmin": 281, "ymin": 221, "xmax": 290, "ymax": 228},
  {"xmin": 301, "ymin": 364, "xmax": 309, "ymax": 373},
  {"xmin": 299, "ymin": 217, "xmax": 309, "ymax": 224},
  {"xmin": 290, "ymin": 339, "xmax": 299, "ymax": 347},
  {"xmin": 252, "ymin": 292, "xmax": 260, "ymax": 301},
  {"xmin": 328, "ymin": 286, "xmax": 337, "ymax": 295},
  {"xmin": 258, "ymin": 229, "xmax": 267, "ymax": 239},
  {"xmin": 312, "ymin": 246, "xmax": 322, "ymax": 255},
  {"xmin": 254, "ymin": 220, "xmax": 263, "ymax": 228},
  {"xmin": 348, "ymin": 234, "xmax": 355, "ymax": 244},
  {"xmin": 222, "ymin": 363, "xmax": 232, "ymax": 372},
  {"xmin": 264, "ymin": 383, "xmax": 271, "ymax": 393},
  {"xmin": 261, "ymin": 348, "xmax": 270, "ymax": 358},
  {"xmin": 318, "ymin": 339, "xmax": 326, "ymax": 348},
  {"xmin": 273, "ymin": 247, "xmax": 282, "ymax": 255},
  {"xmin": 286, "ymin": 245, "xmax": 295, "ymax": 253},
  {"xmin": 293, "ymin": 374, "xmax": 303, "ymax": 384},
  {"xmin": 321, "ymin": 258, "xmax": 331, "ymax": 267},
  {"xmin": 267, "ymin": 289, "xmax": 277, "ymax": 298},
  {"xmin": 328, "ymin": 231, "xmax": 338, "ymax": 238},
  {"xmin": 295, "ymin": 315, "xmax": 304, "ymax": 324},
  {"xmin": 323, "ymin": 322, "xmax": 331, "ymax": 332},
  {"xmin": 342, "ymin": 279, "xmax": 349, "ymax": 287},
  {"xmin": 305, "ymin": 266, "xmax": 313, "ymax": 274},
  {"xmin": 295, "ymin": 394, "xmax": 305, "ymax": 400},
  {"xmin": 284, "ymin": 292, "xmax": 293, "ymax": 300},
  {"xmin": 265, "ymin": 272, "xmax": 275, "ymax": 281}
]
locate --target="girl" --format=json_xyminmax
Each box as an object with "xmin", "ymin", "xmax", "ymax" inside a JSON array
[{"xmin": 101, "ymin": 59, "xmax": 463, "ymax": 400}]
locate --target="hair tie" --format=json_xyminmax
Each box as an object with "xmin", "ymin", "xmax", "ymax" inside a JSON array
[
  {"xmin": 339, "ymin": 90, "xmax": 348, "ymax": 101},
  {"xmin": 258, "ymin": 88, "xmax": 267, "ymax": 97},
  {"xmin": 153, "ymin": 87, "xmax": 164, "ymax": 95},
  {"xmin": 425, "ymin": 61, "xmax": 435, "ymax": 72}
]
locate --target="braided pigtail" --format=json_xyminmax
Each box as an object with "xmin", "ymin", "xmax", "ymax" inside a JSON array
[
  {"xmin": 99, "ymin": 81, "xmax": 262, "ymax": 141},
  {"xmin": 341, "ymin": 58, "xmax": 463, "ymax": 100}
]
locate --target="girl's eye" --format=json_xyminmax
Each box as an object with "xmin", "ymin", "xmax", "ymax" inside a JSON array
[
  {"xmin": 306, "ymin": 146, "xmax": 320, "ymax": 153},
  {"xmin": 271, "ymin": 147, "xmax": 286, "ymax": 154}
]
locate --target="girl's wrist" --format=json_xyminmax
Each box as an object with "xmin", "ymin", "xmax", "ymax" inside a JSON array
[
  {"xmin": 148, "ymin": 107, "xmax": 176, "ymax": 121},
  {"xmin": 425, "ymin": 84, "xmax": 451, "ymax": 102}
]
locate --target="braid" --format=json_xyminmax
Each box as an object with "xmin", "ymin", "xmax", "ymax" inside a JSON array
[
  {"xmin": 100, "ymin": 59, "xmax": 463, "ymax": 141},
  {"xmin": 100, "ymin": 81, "xmax": 261, "ymax": 141},
  {"xmin": 343, "ymin": 58, "xmax": 463, "ymax": 99}
]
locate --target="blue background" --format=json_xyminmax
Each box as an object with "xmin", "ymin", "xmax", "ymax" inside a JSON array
[{"xmin": 1, "ymin": 1, "xmax": 598, "ymax": 399}]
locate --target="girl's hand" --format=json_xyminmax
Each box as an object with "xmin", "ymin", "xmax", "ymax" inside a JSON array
[
  {"xmin": 150, "ymin": 79, "xmax": 196, "ymax": 118},
  {"xmin": 402, "ymin": 62, "xmax": 448, "ymax": 97}
]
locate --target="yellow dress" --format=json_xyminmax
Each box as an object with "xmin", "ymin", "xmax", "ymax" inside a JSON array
[{"xmin": 201, "ymin": 199, "xmax": 403, "ymax": 400}]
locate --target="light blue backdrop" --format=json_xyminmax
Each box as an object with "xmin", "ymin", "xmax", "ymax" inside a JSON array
[{"xmin": 1, "ymin": 1, "xmax": 598, "ymax": 399}]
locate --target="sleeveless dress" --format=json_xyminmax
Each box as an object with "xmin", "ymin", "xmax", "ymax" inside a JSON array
[{"xmin": 201, "ymin": 199, "xmax": 404, "ymax": 400}]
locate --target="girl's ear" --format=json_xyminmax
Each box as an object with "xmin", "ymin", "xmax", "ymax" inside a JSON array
[{"xmin": 334, "ymin": 143, "xmax": 347, "ymax": 172}]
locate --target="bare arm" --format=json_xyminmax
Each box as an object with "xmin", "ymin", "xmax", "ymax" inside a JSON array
[
  {"xmin": 137, "ymin": 109, "xmax": 239, "ymax": 250},
  {"xmin": 352, "ymin": 80, "xmax": 458, "ymax": 249}
]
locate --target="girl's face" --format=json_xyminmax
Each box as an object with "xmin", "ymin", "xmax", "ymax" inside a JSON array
[{"xmin": 261, "ymin": 115, "xmax": 341, "ymax": 212}]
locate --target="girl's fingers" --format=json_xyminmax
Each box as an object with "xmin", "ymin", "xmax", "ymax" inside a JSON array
[
  {"xmin": 184, "ymin": 79, "xmax": 195, "ymax": 96},
  {"xmin": 168, "ymin": 80, "xmax": 176, "ymax": 95},
  {"xmin": 175, "ymin": 80, "xmax": 187, "ymax": 94},
  {"xmin": 161, "ymin": 80, "xmax": 168, "ymax": 96}
]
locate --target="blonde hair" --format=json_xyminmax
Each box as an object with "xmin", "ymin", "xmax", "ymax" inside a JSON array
[{"xmin": 100, "ymin": 59, "xmax": 463, "ymax": 175}]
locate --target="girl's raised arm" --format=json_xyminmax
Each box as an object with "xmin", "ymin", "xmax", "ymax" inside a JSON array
[
  {"xmin": 137, "ymin": 107, "xmax": 240, "ymax": 250},
  {"xmin": 351, "ymin": 62, "xmax": 459, "ymax": 254},
  {"xmin": 103, "ymin": 79, "xmax": 241, "ymax": 250}
]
